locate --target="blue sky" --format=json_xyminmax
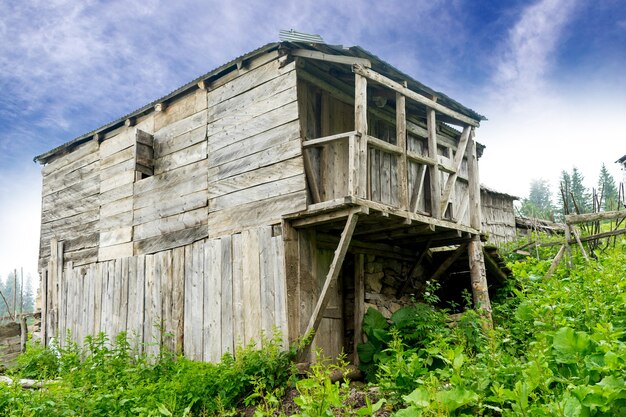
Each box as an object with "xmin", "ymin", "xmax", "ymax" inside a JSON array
[{"xmin": 1, "ymin": 0, "xmax": 625, "ymax": 281}]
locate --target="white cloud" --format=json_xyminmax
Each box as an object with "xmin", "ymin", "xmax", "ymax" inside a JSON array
[{"xmin": 492, "ymin": 0, "xmax": 578, "ymax": 101}]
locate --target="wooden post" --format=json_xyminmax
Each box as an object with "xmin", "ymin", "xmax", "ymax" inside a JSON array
[
  {"xmin": 440, "ymin": 126, "xmax": 471, "ymax": 213},
  {"xmin": 427, "ymin": 109, "xmax": 441, "ymax": 218},
  {"xmin": 20, "ymin": 315, "xmax": 28, "ymax": 353},
  {"xmin": 545, "ymin": 244, "xmax": 566, "ymax": 279},
  {"xmin": 353, "ymin": 254, "xmax": 365, "ymax": 365},
  {"xmin": 467, "ymin": 127, "xmax": 481, "ymax": 229},
  {"xmin": 396, "ymin": 91, "xmax": 408, "ymax": 210},
  {"xmin": 13, "ymin": 268, "xmax": 17, "ymax": 319},
  {"xmin": 468, "ymin": 235, "xmax": 492, "ymax": 326},
  {"xmin": 354, "ymin": 73, "xmax": 368, "ymax": 199},
  {"xmin": 465, "ymin": 129, "xmax": 492, "ymax": 326},
  {"xmin": 564, "ymin": 225, "xmax": 573, "ymax": 268},
  {"xmin": 41, "ymin": 269, "xmax": 48, "ymax": 346},
  {"xmin": 282, "ymin": 220, "xmax": 301, "ymax": 343}
]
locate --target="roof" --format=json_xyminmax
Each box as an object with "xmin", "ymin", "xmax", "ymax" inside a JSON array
[
  {"xmin": 616, "ymin": 155, "xmax": 626, "ymax": 164},
  {"xmin": 35, "ymin": 41, "xmax": 486, "ymax": 164},
  {"xmin": 480, "ymin": 185, "xmax": 519, "ymax": 200}
]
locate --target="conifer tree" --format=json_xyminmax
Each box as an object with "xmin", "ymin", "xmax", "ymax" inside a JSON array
[{"xmin": 597, "ymin": 163, "xmax": 618, "ymax": 211}]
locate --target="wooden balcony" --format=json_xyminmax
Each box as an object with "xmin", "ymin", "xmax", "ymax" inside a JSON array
[{"xmin": 290, "ymin": 64, "xmax": 483, "ymax": 244}]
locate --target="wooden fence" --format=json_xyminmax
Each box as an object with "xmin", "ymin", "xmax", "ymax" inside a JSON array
[{"xmin": 41, "ymin": 226, "xmax": 288, "ymax": 361}]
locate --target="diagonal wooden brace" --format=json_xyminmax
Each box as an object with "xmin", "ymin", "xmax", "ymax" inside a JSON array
[{"xmin": 302, "ymin": 208, "xmax": 361, "ymax": 346}]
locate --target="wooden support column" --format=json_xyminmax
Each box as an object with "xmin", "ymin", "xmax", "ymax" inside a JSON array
[
  {"xmin": 302, "ymin": 209, "xmax": 360, "ymax": 348},
  {"xmin": 282, "ymin": 220, "xmax": 301, "ymax": 343},
  {"xmin": 397, "ymin": 90, "xmax": 409, "ymax": 210},
  {"xmin": 427, "ymin": 109, "xmax": 441, "ymax": 218},
  {"xmin": 354, "ymin": 73, "xmax": 368, "ymax": 199},
  {"xmin": 467, "ymin": 128, "xmax": 480, "ymax": 229},
  {"xmin": 468, "ymin": 235, "xmax": 492, "ymax": 326},
  {"xmin": 353, "ymin": 254, "xmax": 365, "ymax": 365},
  {"xmin": 465, "ymin": 129, "xmax": 492, "ymax": 326}
]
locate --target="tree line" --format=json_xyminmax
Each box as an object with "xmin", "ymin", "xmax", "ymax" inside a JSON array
[
  {"xmin": 0, "ymin": 270, "xmax": 35, "ymax": 320},
  {"xmin": 519, "ymin": 163, "xmax": 622, "ymax": 222}
]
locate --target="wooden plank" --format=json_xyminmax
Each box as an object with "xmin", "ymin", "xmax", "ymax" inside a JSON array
[
  {"xmin": 302, "ymin": 210, "xmax": 359, "ymax": 348},
  {"xmin": 42, "ymin": 139, "xmax": 99, "ymax": 175},
  {"xmin": 133, "ymin": 207, "xmax": 207, "ymax": 241},
  {"xmin": 98, "ymin": 242, "xmax": 133, "ymax": 262},
  {"xmin": 100, "ymin": 227, "xmax": 133, "ymax": 247},
  {"xmin": 381, "ymin": 152, "xmax": 391, "ymax": 205},
  {"xmin": 184, "ymin": 241, "xmax": 204, "ymax": 360},
  {"xmin": 208, "ymin": 100, "xmax": 298, "ymax": 150},
  {"xmin": 41, "ymin": 179, "xmax": 100, "ymax": 207},
  {"xmin": 99, "ymin": 211, "xmax": 133, "ymax": 233},
  {"xmin": 354, "ymin": 73, "xmax": 367, "ymax": 136},
  {"xmin": 42, "ymin": 161, "xmax": 99, "ymax": 197},
  {"xmin": 209, "ymin": 73, "xmax": 296, "ymax": 126},
  {"xmin": 171, "ymin": 247, "xmax": 185, "ymax": 353},
  {"xmin": 100, "ymin": 148, "xmax": 135, "ymax": 171},
  {"xmin": 427, "ymin": 109, "xmax": 441, "ymax": 219},
  {"xmin": 154, "ymin": 110, "xmax": 208, "ymax": 156},
  {"xmin": 143, "ymin": 254, "xmax": 159, "ymax": 356},
  {"xmin": 154, "ymin": 141, "xmax": 207, "ymax": 175},
  {"xmin": 273, "ymin": 234, "xmax": 288, "ymax": 345},
  {"xmin": 215, "ymin": 139, "xmax": 301, "ymax": 182},
  {"xmin": 207, "ymin": 190, "xmax": 307, "ymax": 238},
  {"xmin": 259, "ymin": 226, "xmax": 275, "ymax": 338},
  {"xmin": 352, "ymin": 65, "xmax": 480, "ymax": 127},
  {"xmin": 231, "ymin": 233, "xmax": 244, "ymax": 347},
  {"xmin": 99, "ymin": 129, "xmax": 134, "ymax": 160},
  {"xmin": 154, "ymin": 89, "xmax": 206, "ymax": 132},
  {"xmin": 204, "ymin": 239, "xmax": 222, "ymax": 362},
  {"xmin": 207, "ymin": 59, "xmax": 295, "ymax": 108},
  {"xmin": 208, "ymin": 120, "xmax": 299, "ymax": 166},
  {"xmin": 242, "ymin": 229, "xmax": 261, "ymax": 345},
  {"xmin": 133, "ymin": 224, "xmax": 208, "ymax": 255},
  {"xmin": 159, "ymin": 250, "xmax": 174, "ymax": 352},
  {"xmin": 100, "ymin": 183, "xmax": 134, "ymax": 206},
  {"xmin": 220, "ymin": 236, "xmax": 234, "ymax": 355},
  {"xmin": 134, "ymin": 174, "xmax": 207, "ymax": 209},
  {"xmin": 134, "ymin": 159, "xmax": 208, "ymax": 195},
  {"xmin": 100, "ymin": 171, "xmax": 135, "ymax": 194},
  {"xmin": 544, "ymin": 245, "xmax": 566, "ymax": 279},
  {"xmin": 291, "ymin": 49, "xmax": 371, "ymax": 67},
  {"xmin": 208, "ymin": 157, "xmax": 303, "ymax": 197},
  {"xmin": 209, "ymin": 174, "xmax": 305, "ymax": 212},
  {"xmin": 132, "ymin": 190, "xmax": 207, "ymax": 225}
]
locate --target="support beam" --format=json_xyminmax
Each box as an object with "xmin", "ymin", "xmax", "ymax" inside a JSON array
[
  {"xmin": 427, "ymin": 109, "xmax": 441, "ymax": 219},
  {"xmin": 482, "ymin": 249, "xmax": 508, "ymax": 282},
  {"xmin": 430, "ymin": 243, "xmax": 468, "ymax": 281},
  {"xmin": 468, "ymin": 236, "xmax": 492, "ymax": 327},
  {"xmin": 303, "ymin": 210, "xmax": 360, "ymax": 345},
  {"xmin": 291, "ymin": 49, "xmax": 372, "ymax": 68},
  {"xmin": 353, "ymin": 254, "xmax": 365, "ymax": 365}
]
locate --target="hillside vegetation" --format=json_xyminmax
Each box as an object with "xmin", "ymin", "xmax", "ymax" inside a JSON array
[{"xmin": 1, "ymin": 239, "xmax": 625, "ymax": 416}]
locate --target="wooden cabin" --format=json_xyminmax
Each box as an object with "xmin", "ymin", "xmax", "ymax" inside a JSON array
[
  {"xmin": 480, "ymin": 187, "xmax": 517, "ymax": 244},
  {"xmin": 35, "ymin": 41, "xmax": 491, "ymax": 362}
]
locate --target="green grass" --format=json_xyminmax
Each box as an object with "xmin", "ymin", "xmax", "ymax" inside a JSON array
[{"xmin": 3, "ymin": 237, "xmax": 626, "ymax": 416}]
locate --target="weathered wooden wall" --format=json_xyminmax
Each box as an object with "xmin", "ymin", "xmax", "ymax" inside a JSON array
[
  {"xmin": 41, "ymin": 226, "xmax": 287, "ymax": 361},
  {"xmin": 39, "ymin": 139, "xmax": 101, "ymax": 269},
  {"xmin": 480, "ymin": 189, "xmax": 516, "ymax": 243}
]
